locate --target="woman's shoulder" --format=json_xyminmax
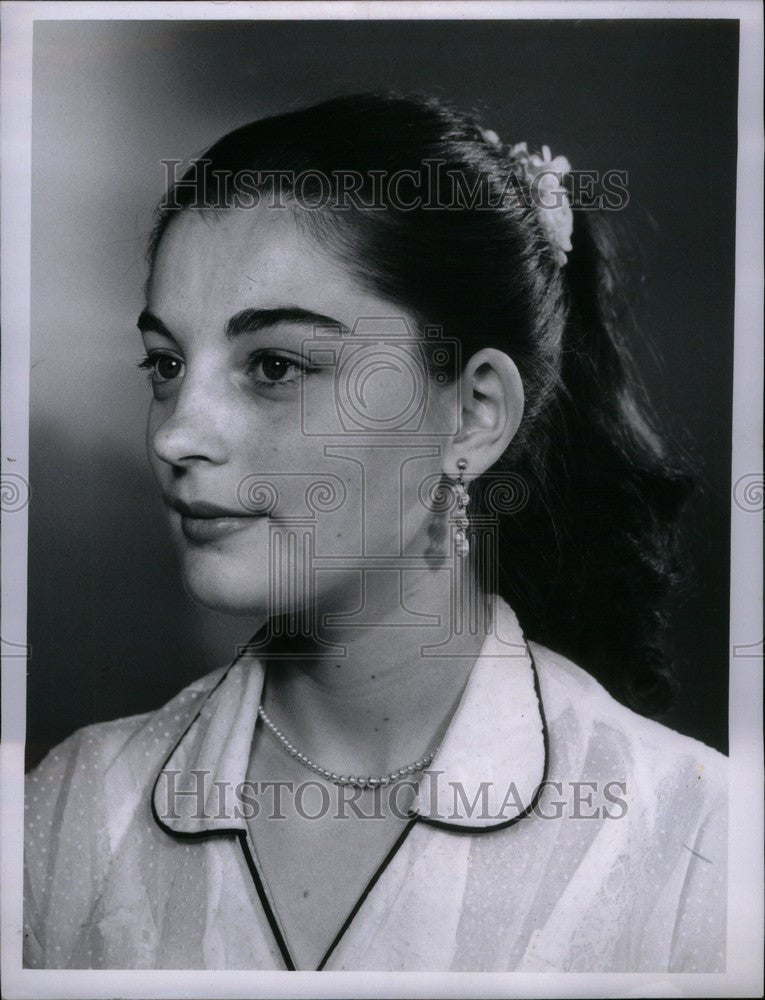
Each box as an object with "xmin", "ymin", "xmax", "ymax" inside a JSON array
[
  {"xmin": 528, "ymin": 639, "xmax": 727, "ymax": 796},
  {"xmin": 26, "ymin": 662, "xmax": 232, "ymax": 788}
]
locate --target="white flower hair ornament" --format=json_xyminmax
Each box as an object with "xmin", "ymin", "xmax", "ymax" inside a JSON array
[{"xmin": 481, "ymin": 130, "xmax": 574, "ymax": 267}]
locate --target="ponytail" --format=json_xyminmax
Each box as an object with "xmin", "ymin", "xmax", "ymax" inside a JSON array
[{"xmin": 487, "ymin": 209, "xmax": 693, "ymax": 714}]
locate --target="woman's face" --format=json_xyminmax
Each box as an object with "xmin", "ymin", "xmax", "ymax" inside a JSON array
[{"xmin": 142, "ymin": 206, "xmax": 459, "ymax": 619}]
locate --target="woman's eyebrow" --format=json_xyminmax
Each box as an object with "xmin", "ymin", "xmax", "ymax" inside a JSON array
[
  {"xmin": 137, "ymin": 309, "xmax": 179, "ymax": 342},
  {"xmin": 225, "ymin": 307, "xmax": 349, "ymax": 339},
  {"xmin": 136, "ymin": 307, "xmax": 349, "ymax": 342}
]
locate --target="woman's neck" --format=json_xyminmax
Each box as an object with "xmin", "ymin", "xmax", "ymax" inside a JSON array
[{"xmin": 258, "ymin": 570, "xmax": 492, "ymax": 779}]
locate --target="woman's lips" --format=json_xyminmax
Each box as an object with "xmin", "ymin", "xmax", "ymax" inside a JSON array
[
  {"xmin": 179, "ymin": 514, "xmax": 262, "ymax": 543},
  {"xmin": 162, "ymin": 494, "xmax": 267, "ymax": 543}
]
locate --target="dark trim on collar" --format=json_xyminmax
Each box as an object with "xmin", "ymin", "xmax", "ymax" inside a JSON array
[
  {"xmin": 148, "ymin": 800, "xmax": 297, "ymax": 969},
  {"xmin": 317, "ymin": 817, "xmax": 418, "ymax": 971},
  {"xmin": 237, "ymin": 831, "xmax": 296, "ymax": 971},
  {"xmin": 150, "ymin": 661, "xmax": 244, "ymax": 839},
  {"xmin": 147, "ymin": 622, "xmax": 549, "ymax": 971},
  {"xmin": 408, "ymin": 644, "xmax": 550, "ymax": 835}
]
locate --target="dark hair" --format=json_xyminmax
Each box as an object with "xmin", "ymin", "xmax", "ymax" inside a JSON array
[{"xmin": 149, "ymin": 92, "xmax": 692, "ymax": 717}]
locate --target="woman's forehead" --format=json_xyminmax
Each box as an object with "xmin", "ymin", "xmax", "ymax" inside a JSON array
[{"xmin": 147, "ymin": 206, "xmax": 406, "ymax": 337}]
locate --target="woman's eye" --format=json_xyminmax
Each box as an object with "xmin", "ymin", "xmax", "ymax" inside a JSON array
[
  {"xmin": 247, "ymin": 352, "xmax": 313, "ymax": 388},
  {"xmin": 136, "ymin": 350, "xmax": 315, "ymax": 392},
  {"xmin": 136, "ymin": 352, "xmax": 184, "ymax": 384}
]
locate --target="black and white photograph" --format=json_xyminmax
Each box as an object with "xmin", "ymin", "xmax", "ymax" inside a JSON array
[{"xmin": 0, "ymin": 2, "xmax": 762, "ymax": 997}]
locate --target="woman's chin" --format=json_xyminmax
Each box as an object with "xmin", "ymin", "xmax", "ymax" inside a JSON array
[{"xmin": 180, "ymin": 565, "xmax": 269, "ymax": 617}]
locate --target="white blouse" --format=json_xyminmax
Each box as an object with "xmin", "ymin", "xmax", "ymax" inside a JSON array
[{"xmin": 24, "ymin": 597, "xmax": 727, "ymax": 971}]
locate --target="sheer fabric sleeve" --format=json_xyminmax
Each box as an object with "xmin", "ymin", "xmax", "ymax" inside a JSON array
[
  {"xmin": 23, "ymin": 717, "xmax": 144, "ymax": 968},
  {"xmin": 668, "ymin": 767, "xmax": 728, "ymax": 972},
  {"xmin": 24, "ymin": 732, "xmax": 85, "ymax": 968}
]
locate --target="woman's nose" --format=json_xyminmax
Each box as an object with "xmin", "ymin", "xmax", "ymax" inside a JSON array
[{"xmin": 149, "ymin": 381, "xmax": 230, "ymax": 467}]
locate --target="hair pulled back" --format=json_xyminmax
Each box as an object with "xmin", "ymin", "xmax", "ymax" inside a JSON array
[{"xmin": 149, "ymin": 93, "xmax": 691, "ymax": 716}]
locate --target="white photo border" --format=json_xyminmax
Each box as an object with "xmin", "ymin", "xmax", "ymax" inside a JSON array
[{"xmin": 1, "ymin": 2, "xmax": 762, "ymax": 997}]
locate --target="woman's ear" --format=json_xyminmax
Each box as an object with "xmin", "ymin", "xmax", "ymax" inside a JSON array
[{"xmin": 444, "ymin": 348, "xmax": 525, "ymax": 477}]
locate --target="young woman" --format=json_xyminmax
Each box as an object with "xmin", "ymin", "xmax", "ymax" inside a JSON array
[{"xmin": 24, "ymin": 94, "xmax": 726, "ymax": 973}]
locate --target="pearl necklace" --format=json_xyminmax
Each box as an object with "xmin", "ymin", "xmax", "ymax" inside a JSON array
[{"xmin": 257, "ymin": 705, "xmax": 438, "ymax": 790}]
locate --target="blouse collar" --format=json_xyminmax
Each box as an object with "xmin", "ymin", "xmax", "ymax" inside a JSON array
[{"xmin": 152, "ymin": 595, "xmax": 547, "ymax": 836}]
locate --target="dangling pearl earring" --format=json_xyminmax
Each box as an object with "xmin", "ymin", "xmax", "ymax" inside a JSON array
[{"xmin": 453, "ymin": 458, "xmax": 470, "ymax": 558}]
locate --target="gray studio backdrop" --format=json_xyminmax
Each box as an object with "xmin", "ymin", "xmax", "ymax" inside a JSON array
[{"xmin": 26, "ymin": 18, "xmax": 738, "ymax": 765}]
